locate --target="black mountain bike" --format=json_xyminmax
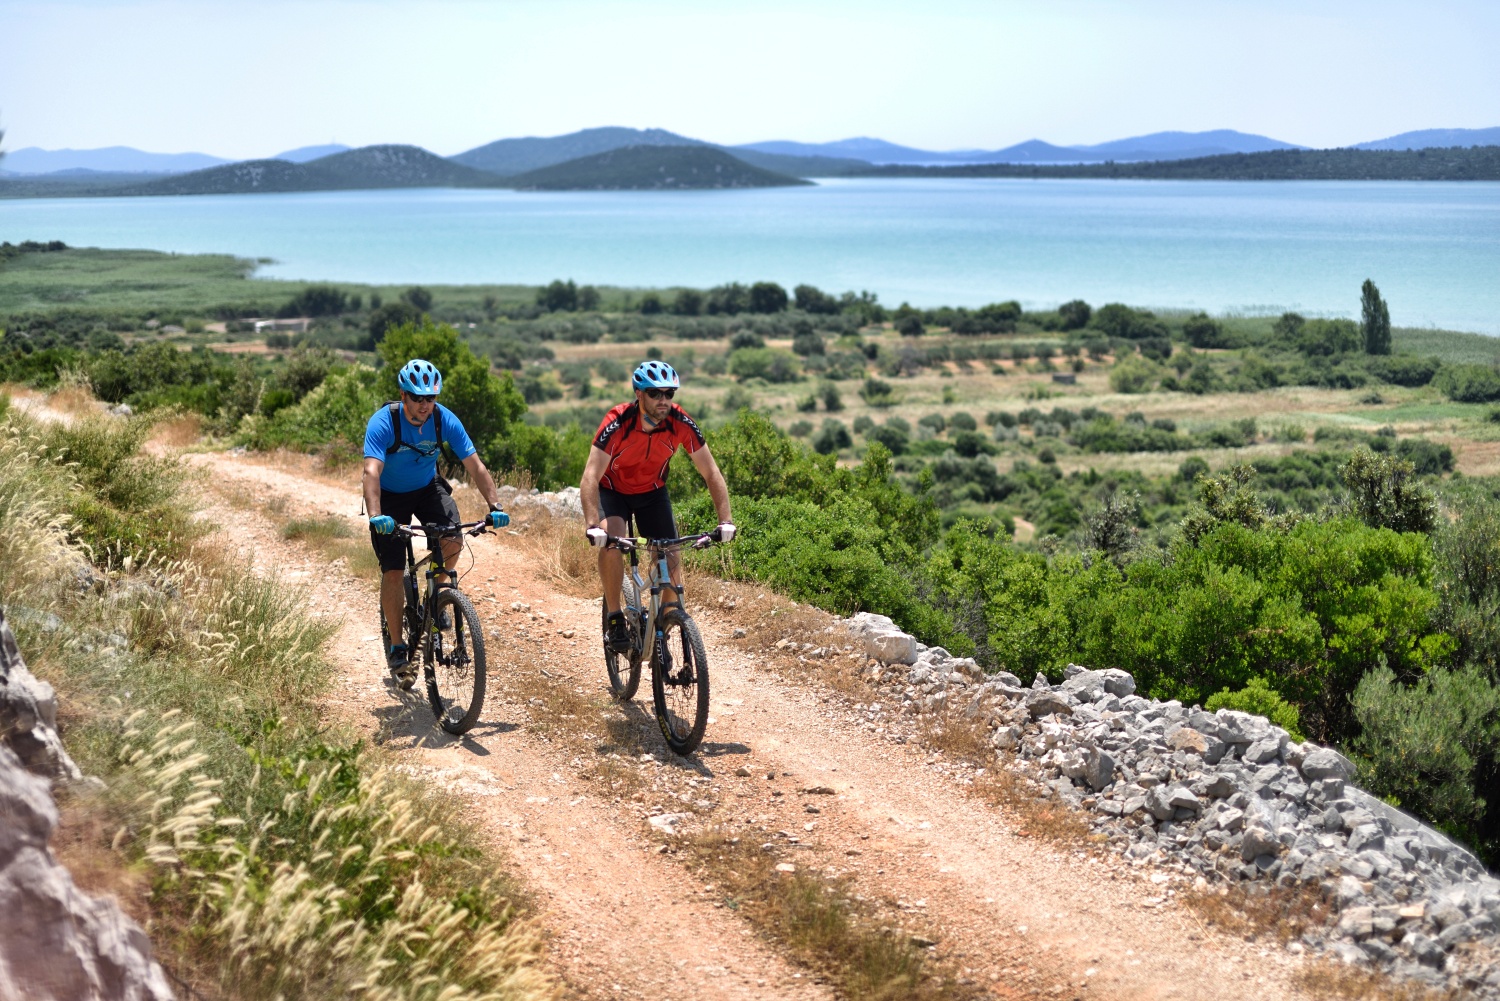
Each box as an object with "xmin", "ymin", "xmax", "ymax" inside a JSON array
[
  {"xmin": 602, "ymin": 528, "xmax": 723, "ymax": 756},
  {"xmin": 380, "ymin": 520, "xmax": 490, "ymax": 735}
]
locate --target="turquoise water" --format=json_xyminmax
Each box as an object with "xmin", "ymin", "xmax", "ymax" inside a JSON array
[{"xmin": 3, "ymin": 178, "xmax": 1498, "ymax": 333}]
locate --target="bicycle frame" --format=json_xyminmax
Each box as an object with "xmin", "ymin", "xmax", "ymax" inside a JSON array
[
  {"xmin": 622, "ymin": 544, "xmax": 684, "ymax": 668},
  {"xmin": 396, "ymin": 521, "xmax": 486, "ymax": 653}
]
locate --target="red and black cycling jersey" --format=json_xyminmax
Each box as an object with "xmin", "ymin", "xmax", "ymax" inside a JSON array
[{"xmin": 592, "ymin": 401, "xmax": 705, "ymax": 494}]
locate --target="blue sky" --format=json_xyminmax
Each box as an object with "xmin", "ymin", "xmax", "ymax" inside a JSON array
[{"xmin": 2, "ymin": 0, "xmax": 1497, "ymax": 158}]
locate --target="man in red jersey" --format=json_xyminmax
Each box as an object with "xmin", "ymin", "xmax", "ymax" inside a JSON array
[{"xmin": 580, "ymin": 360, "xmax": 734, "ymax": 653}]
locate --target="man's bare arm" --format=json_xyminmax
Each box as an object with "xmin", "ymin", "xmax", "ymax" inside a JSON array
[
  {"xmin": 689, "ymin": 446, "xmax": 732, "ymax": 525},
  {"xmin": 460, "ymin": 453, "xmax": 504, "ymax": 509},
  {"xmin": 579, "ymin": 446, "xmax": 612, "ymax": 526},
  {"xmin": 362, "ymin": 458, "xmax": 385, "ymax": 516}
]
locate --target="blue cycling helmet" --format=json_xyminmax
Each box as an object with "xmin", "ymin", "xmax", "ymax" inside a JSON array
[
  {"xmin": 632, "ymin": 360, "xmax": 680, "ymax": 391},
  {"xmin": 397, "ymin": 358, "xmax": 442, "ymax": 395}
]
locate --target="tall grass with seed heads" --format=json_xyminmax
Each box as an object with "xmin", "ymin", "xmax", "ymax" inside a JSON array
[{"xmin": 1, "ymin": 404, "xmax": 557, "ymax": 1001}]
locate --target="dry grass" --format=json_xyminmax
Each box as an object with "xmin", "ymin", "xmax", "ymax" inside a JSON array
[
  {"xmin": 1294, "ymin": 960, "xmax": 1461, "ymax": 1001},
  {"xmin": 505, "ymin": 510, "xmax": 597, "ymax": 598},
  {"xmin": 683, "ymin": 831, "xmax": 985, "ymax": 1001},
  {"xmin": 1181, "ymin": 881, "xmax": 1328, "ymax": 946},
  {"xmin": 148, "ymin": 412, "xmax": 203, "ymax": 448}
]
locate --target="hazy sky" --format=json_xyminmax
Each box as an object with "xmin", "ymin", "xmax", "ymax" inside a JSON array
[{"xmin": 3, "ymin": 0, "xmax": 1497, "ymax": 157}]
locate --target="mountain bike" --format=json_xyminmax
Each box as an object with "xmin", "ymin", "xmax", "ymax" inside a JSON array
[
  {"xmin": 380, "ymin": 520, "xmax": 490, "ymax": 735},
  {"xmin": 602, "ymin": 528, "xmax": 724, "ymax": 756}
]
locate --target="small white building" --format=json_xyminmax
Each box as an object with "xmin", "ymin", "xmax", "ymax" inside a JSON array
[{"xmin": 253, "ymin": 318, "xmax": 311, "ymax": 334}]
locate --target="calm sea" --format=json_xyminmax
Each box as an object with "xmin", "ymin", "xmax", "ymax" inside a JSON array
[{"xmin": 3, "ymin": 178, "xmax": 1498, "ymax": 333}]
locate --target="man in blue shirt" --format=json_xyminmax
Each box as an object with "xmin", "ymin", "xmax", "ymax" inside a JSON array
[{"xmin": 362, "ymin": 358, "xmax": 509, "ymax": 688}]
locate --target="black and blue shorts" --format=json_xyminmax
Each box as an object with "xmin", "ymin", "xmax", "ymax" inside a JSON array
[{"xmin": 370, "ymin": 479, "xmax": 461, "ymax": 573}]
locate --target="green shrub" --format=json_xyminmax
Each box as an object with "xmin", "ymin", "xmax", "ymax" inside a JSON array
[
  {"xmin": 242, "ymin": 365, "xmax": 381, "ymax": 453},
  {"xmin": 1205, "ymin": 678, "xmax": 1304, "ymax": 741},
  {"xmin": 1108, "ymin": 355, "xmax": 1160, "ymax": 394},
  {"xmin": 1352, "ymin": 666, "xmax": 1500, "ymax": 854},
  {"xmin": 1436, "ymin": 363, "xmax": 1500, "ymax": 403},
  {"xmin": 729, "ymin": 347, "xmax": 801, "ymax": 383}
]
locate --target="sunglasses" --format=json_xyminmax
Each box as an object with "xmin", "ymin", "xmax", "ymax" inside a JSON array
[
  {"xmin": 643, "ymin": 389, "xmax": 676, "ymax": 400},
  {"xmin": 407, "ymin": 393, "xmax": 437, "ymax": 404}
]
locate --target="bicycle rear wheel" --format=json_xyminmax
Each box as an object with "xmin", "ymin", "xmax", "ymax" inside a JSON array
[
  {"xmin": 651, "ymin": 608, "xmax": 709, "ymax": 756},
  {"xmin": 424, "ymin": 589, "xmax": 487, "ymax": 734},
  {"xmin": 603, "ymin": 576, "xmax": 643, "ymax": 701}
]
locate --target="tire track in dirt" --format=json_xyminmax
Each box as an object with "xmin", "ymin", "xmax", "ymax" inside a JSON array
[{"xmin": 189, "ymin": 450, "xmax": 1323, "ymax": 1001}]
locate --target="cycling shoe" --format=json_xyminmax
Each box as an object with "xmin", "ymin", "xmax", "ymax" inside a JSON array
[{"xmin": 605, "ymin": 611, "xmax": 632, "ymax": 654}]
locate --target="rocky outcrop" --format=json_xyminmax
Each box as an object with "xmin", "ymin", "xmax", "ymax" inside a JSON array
[
  {"xmin": 0, "ymin": 606, "xmax": 80, "ymax": 783},
  {"xmin": 0, "ymin": 607, "xmax": 175, "ymax": 1001},
  {"xmin": 841, "ymin": 618, "xmax": 1500, "ymax": 996},
  {"xmin": 497, "ymin": 484, "xmax": 583, "ymax": 519}
]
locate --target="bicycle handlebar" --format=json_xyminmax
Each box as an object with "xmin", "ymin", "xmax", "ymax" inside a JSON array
[
  {"xmin": 606, "ymin": 528, "xmax": 723, "ymax": 552},
  {"xmin": 395, "ymin": 520, "xmax": 491, "ymax": 539}
]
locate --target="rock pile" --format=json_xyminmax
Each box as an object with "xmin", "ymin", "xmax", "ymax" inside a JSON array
[
  {"xmin": 497, "ymin": 484, "xmax": 583, "ymax": 520},
  {"xmin": 1, "ymin": 607, "xmax": 175, "ymax": 1001},
  {"xmin": 841, "ymin": 613, "xmax": 1500, "ymax": 995}
]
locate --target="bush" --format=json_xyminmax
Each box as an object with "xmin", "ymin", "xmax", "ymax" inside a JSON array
[
  {"xmin": 788, "ymin": 420, "xmax": 812, "ymax": 437},
  {"xmin": 896, "ymin": 315, "xmax": 924, "ymax": 337},
  {"xmin": 819, "ymin": 382, "xmax": 843, "ymax": 412},
  {"xmin": 1205, "ymin": 678, "xmax": 1304, "ymax": 741},
  {"xmin": 852, "ymin": 415, "xmax": 876, "ymax": 436},
  {"xmin": 791, "ymin": 332, "xmax": 825, "ymax": 356},
  {"xmin": 1352, "ymin": 666, "xmax": 1500, "ymax": 853},
  {"xmin": 948, "ymin": 411, "xmax": 977, "ymax": 432},
  {"xmin": 729, "ymin": 348, "xmax": 800, "ymax": 383},
  {"xmin": 1368, "ymin": 354, "xmax": 1441, "ymax": 387},
  {"xmin": 707, "ymin": 283, "xmax": 751, "ymax": 315},
  {"xmin": 860, "ymin": 377, "xmax": 898, "ymax": 407},
  {"xmin": 368, "ymin": 301, "xmax": 420, "ymax": 344},
  {"xmin": 1436, "ymin": 364, "xmax": 1500, "ymax": 403},
  {"xmin": 639, "ymin": 291, "xmax": 663, "ymax": 315},
  {"xmin": 1058, "ymin": 300, "xmax": 1091, "ymax": 331},
  {"xmin": 279, "ymin": 284, "xmax": 347, "ymax": 318},
  {"xmin": 672, "ymin": 289, "xmax": 704, "ymax": 316},
  {"xmin": 748, "ymin": 282, "xmax": 788, "ymax": 314},
  {"xmin": 794, "ymin": 284, "xmax": 840, "ymax": 314},
  {"xmin": 1108, "ymin": 355, "xmax": 1160, "ymax": 394},
  {"xmin": 1182, "ymin": 313, "xmax": 1232, "ymax": 349},
  {"xmin": 537, "ymin": 279, "xmax": 578, "ymax": 312},
  {"xmin": 812, "ymin": 419, "xmax": 852, "ymax": 455},
  {"xmin": 729, "ymin": 330, "xmax": 765, "ymax": 351}
]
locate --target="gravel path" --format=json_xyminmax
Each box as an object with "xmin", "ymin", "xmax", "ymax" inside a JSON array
[{"xmin": 189, "ymin": 449, "xmax": 1325, "ymax": 1001}]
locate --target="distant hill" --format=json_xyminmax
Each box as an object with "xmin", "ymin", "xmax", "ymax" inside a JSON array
[
  {"xmin": 738, "ymin": 137, "xmax": 953, "ymax": 164},
  {"xmin": 0, "ymin": 145, "xmax": 229, "ymax": 174},
  {"xmin": 507, "ymin": 145, "xmax": 810, "ymax": 190},
  {"xmin": 1071, "ymin": 129, "xmax": 1302, "ymax": 158},
  {"xmin": 123, "ymin": 145, "xmax": 504, "ymax": 195},
  {"xmin": 739, "ymin": 129, "xmax": 1301, "ymax": 164},
  {"xmin": 852, "ymin": 146, "xmax": 1500, "ymax": 181},
  {"xmin": 727, "ymin": 149, "xmax": 871, "ymax": 176},
  {"xmin": 453, "ymin": 127, "xmax": 705, "ymax": 175},
  {"xmin": 272, "ymin": 143, "xmax": 352, "ymax": 162},
  {"xmin": 1355, "ymin": 127, "xmax": 1500, "ymax": 151}
]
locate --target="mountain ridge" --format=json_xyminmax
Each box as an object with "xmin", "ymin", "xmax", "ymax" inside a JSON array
[{"xmin": 506, "ymin": 145, "xmax": 810, "ymax": 190}]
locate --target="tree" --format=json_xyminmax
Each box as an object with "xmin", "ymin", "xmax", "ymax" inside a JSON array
[
  {"xmin": 748, "ymin": 282, "xmax": 788, "ymax": 314},
  {"xmin": 671, "ymin": 289, "xmax": 703, "ymax": 316},
  {"xmin": 368, "ymin": 301, "xmax": 420, "ymax": 346},
  {"xmin": 376, "ymin": 319, "xmax": 527, "ymax": 466},
  {"xmin": 577, "ymin": 285, "xmax": 601, "ymax": 311},
  {"xmin": 537, "ymin": 279, "xmax": 578, "ymax": 312},
  {"xmin": 1339, "ymin": 447, "xmax": 1437, "ymax": 534},
  {"xmin": 707, "ymin": 283, "xmax": 750, "ymax": 315},
  {"xmin": 403, "ymin": 286, "xmax": 434, "ymax": 312},
  {"xmin": 1058, "ymin": 299, "xmax": 1091, "ymax": 330},
  {"xmin": 1361, "ymin": 279, "xmax": 1392, "ymax": 355},
  {"xmin": 639, "ymin": 292, "xmax": 663, "ymax": 315},
  {"xmin": 1182, "ymin": 312, "xmax": 1230, "ymax": 349},
  {"xmin": 896, "ymin": 314, "xmax": 924, "ymax": 337},
  {"xmin": 280, "ymin": 284, "xmax": 347, "ymax": 318},
  {"xmin": 794, "ymin": 284, "xmax": 839, "ymax": 314}
]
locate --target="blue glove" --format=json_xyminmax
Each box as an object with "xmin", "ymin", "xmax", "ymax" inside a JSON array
[
  {"xmin": 370, "ymin": 515, "xmax": 395, "ymax": 535},
  {"xmin": 489, "ymin": 508, "xmax": 510, "ymax": 529}
]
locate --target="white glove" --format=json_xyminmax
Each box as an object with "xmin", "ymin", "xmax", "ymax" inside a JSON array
[
  {"xmin": 586, "ymin": 527, "xmax": 609, "ymax": 548},
  {"xmin": 717, "ymin": 523, "xmax": 737, "ymax": 543}
]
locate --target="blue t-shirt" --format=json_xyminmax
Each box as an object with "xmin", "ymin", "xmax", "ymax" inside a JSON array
[{"xmin": 363, "ymin": 404, "xmax": 477, "ymax": 493}]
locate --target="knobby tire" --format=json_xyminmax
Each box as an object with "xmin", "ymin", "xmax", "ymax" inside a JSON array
[
  {"xmin": 425, "ymin": 589, "xmax": 487, "ymax": 734},
  {"xmin": 651, "ymin": 608, "xmax": 709, "ymax": 756},
  {"xmin": 604, "ymin": 577, "xmax": 643, "ymax": 701}
]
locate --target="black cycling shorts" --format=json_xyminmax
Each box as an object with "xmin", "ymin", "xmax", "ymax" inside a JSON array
[
  {"xmin": 598, "ymin": 485, "xmax": 676, "ymax": 540},
  {"xmin": 370, "ymin": 479, "xmax": 461, "ymax": 573}
]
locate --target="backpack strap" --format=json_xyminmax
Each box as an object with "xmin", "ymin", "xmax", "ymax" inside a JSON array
[
  {"xmin": 432, "ymin": 404, "xmax": 446, "ymax": 460},
  {"xmin": 384, "ymin": 402, "xmax": 403, "ymax": 456}
]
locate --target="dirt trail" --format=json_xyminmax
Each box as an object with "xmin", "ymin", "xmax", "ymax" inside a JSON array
[{"xmin": 189, "ymin": 450, "xmax": 1323, "ymax": 1001}]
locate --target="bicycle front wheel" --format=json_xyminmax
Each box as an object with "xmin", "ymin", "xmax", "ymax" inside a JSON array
[
  {"xmin": 425, "ymin": 589, "xmax": 487, "ymax": 735},
  {"xmin": 604, "ymin": 576, "xmax": 643, "ymax": 701},
  {"xmin": 651, "ymin": 608, "xmax": 709, "ymax": 756}
]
